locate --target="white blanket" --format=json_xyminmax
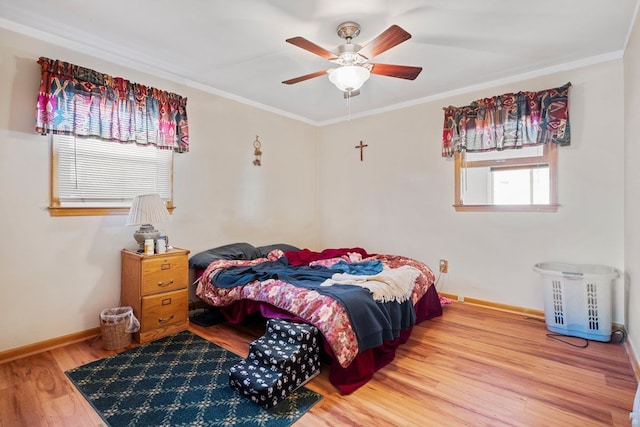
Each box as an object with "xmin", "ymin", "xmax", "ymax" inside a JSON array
[{"xmin": 320, "ymin": 265, "xmax": 420, "ymax": 303}]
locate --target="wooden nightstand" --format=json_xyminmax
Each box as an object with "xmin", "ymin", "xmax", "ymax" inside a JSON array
[{"xmin": 120, "ymin": 247, "xmax": 190, "ymax": 343}]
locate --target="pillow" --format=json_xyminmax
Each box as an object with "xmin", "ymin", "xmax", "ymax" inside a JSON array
[
  {"xmin": 256, "ymin": 243, "xmax": 301, "ymax": 258},
  {"xmin": 188, "ymin": 242, "xmax": 262, "ymax": 270}
]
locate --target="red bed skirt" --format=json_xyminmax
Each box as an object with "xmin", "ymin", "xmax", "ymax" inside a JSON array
[{"xmin": 215, "ymin": 283, "xmax": 443, "ymax": 394}]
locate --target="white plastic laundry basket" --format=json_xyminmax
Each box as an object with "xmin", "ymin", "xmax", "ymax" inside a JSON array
[{"xmin": 533, "ymin": 262, "xmax": 618, "ymax": 342}]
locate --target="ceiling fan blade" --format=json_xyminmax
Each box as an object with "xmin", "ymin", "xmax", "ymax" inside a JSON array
[
  {"xmin": 286, "ymin": 37, "xmax": 338, "ymax": 60},
  {"xmin": 370, "ymin": 63, "xmax": 422, "ymax": 80},
  {"xmin": 282, "ymin": 70, "xmax": 328, "ymax": 85},
  {"xmin": 358, "ymin": 25, "xmax": 412, "ymax": 60}
]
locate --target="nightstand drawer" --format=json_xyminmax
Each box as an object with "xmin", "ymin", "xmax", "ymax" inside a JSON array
[
  {"xmin": 141, "ymin": 289, "xmax": 188, "ymax": 332},
  {"xmin": 141, "ymin": 255, "xmax": 188, "ymax": 295},
  {"xmin": 121, "ymin": 247, "xmax": 190, "ymax": 343}
]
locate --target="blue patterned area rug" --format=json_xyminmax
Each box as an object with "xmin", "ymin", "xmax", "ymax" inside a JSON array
[{"xmin": 65, "ymin": 331, "xmax": 322, "ymax": 426}]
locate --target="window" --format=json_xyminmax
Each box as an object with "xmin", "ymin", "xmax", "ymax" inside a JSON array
[
  {"xmin": 491, "ymin": 165, "xmax": 549, "ymax": 205},
  {"xmin": 49, "ymin": 135, "xmax": 174, "ymax": 216},
  {"xmin": 36, "ymin": 57, "xmax": 188, "ymax": 216},
  {"xmin": 454, "ymin": 143, "xmax": 557, "ymax": 212},
  {"xmin": 442, "ymin": 83, "xmax": 570, "ymax": 212}
]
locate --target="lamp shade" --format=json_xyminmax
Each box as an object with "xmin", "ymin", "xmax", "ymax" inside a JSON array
[
  {"xmin": 125, "ymin": 194, "xmax": 170, "ymax": 226},
  {"xmin": 328, "ymin": 65, "xmax": 370, "ymax": 92}
]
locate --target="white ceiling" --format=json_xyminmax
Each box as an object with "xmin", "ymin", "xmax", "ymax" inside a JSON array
[{"xmin": 0, "ymin": 0, "xmax": 637, "ymax": 125}]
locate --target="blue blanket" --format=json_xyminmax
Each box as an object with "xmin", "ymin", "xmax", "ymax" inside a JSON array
[
  {"xmin": 330, "ymin": 260, "xmax": 383, "ymax": 275},
  {"xmin": 211, "ymin": 258, "xmax": 415, "ymax": 353}
]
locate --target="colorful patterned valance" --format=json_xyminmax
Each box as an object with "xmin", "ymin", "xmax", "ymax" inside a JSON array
[
  {"xmin": 35, "ymin": 57, "xmax": 189, "ymax": 153},
  {"xmin": 441, "ymin": 82, "xmax": 571, "ymax": 157}
]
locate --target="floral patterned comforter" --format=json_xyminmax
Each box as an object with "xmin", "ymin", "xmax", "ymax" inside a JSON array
[{"xmin": 195, "ymin": 249, "xmax": 435, "ymax": 368}]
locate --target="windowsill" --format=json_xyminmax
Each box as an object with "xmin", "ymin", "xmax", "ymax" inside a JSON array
[
  {"xmin": 48, "ymin": 205, "xmax": 175, "ymax": 217},
  {"xmin": 453, "ymin": 204, "xmax": 559, "ymax": 212}
]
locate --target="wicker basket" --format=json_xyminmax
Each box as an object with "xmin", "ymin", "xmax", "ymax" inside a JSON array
[{"xmin": 100, "ymin": 307, "xmax": 133, "ymax": 350}]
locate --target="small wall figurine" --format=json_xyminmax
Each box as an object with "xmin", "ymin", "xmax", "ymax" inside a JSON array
[{"xmin": 253, "ymin": 135, "xmax": 262, "ymax": 166}]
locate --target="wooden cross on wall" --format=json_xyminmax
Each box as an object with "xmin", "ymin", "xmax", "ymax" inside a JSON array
[{"xmin": 355, "ymin": 140, "xmax": 368, "ymax": 161}]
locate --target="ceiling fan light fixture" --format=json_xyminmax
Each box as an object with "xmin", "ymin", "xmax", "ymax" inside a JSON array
[{"xmin": 328, "ymin": 65, "xmax": 370, "ymax": 92}]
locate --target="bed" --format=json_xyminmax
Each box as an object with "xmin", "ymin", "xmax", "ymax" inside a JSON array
[{"xmin": 190, "ymin": 243, "xmax": 443, "ymax": 394}]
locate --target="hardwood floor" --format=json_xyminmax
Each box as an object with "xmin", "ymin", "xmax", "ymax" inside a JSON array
[{"xmin": 0, "ymin": 302, "xmax": 637, "ymax": 426}]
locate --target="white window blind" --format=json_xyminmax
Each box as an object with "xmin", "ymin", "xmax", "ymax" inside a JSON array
[{"xmin": 53, "ymin": 135, "xmax": 173, "ymax": 208}]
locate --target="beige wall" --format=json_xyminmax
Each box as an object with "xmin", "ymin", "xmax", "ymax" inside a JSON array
[
  {"xmin": 0, "ymin": 21, "xmax": 635, "ymax": 371},
  {"xmin": 319, "ymin": 61, "xmax": 627, "ymax": 326},
  {"xmin": 624, "ymin": 6, "xmax": 640, "ymax": 369},
  {"xmin": 0, "ymin": 28, "xmax": 320, "ymax": 352}
]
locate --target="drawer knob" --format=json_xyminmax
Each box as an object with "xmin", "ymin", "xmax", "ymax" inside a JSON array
[
  {"xmin": 158, "ymin": 314, "xmax": 174, "ymax": 323},
  {"xmin": 158, "ymin": 280, "xmax": 174, "ymax": 287}
]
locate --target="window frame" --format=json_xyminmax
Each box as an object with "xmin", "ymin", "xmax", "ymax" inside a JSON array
[
  {"xmin": 48, "ymin": 135, "xmax": 175, "ymax": 217},
  {"xmin": 453, "ymin": 143, "xmax": 558, "ymax": 212}
]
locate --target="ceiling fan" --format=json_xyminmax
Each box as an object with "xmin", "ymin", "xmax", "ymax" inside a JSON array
[{"xmin": 282, "ymin": 22, "xmax": 423, "ymax": 98}]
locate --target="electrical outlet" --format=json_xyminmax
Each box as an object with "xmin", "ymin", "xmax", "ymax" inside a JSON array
[
  {"xmin": 457, "ymin": 295, "xmax": 465, "ymax": 302},
  {"xmin": 439, "ymin": 259, "xmax": 448, "ymax": 273}
]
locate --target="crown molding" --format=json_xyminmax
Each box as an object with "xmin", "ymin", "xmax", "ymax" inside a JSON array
[
  {"xmin": 0, "ymin": 17, "xmax": 624, "ymax": 128},
  {"xmin": 318, "ymin": 50, "xmax": 623, "ymax": 126},
  {"xmin": 0, "ymin": 17, "xmax": 319, "ymax": 126}
]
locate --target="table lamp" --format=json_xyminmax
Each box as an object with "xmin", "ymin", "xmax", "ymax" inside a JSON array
[{"xmin": 125, "ymin": 194, "xmax": 171, "ymax": 251}]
